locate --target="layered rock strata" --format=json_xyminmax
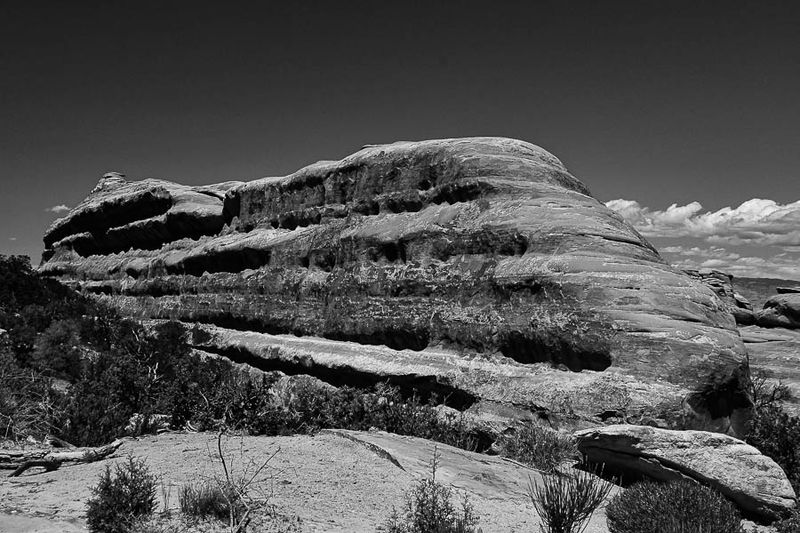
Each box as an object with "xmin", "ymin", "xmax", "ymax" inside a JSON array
[{"xmin": 40, "ymin": 137, "xmax": 750, "ymax": 432}]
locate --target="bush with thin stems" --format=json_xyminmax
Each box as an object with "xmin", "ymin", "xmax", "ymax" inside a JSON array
[
  {"xmin": 528, "ymin": 466, "xmax": 614, "ymax": 533},
  {"xmin": 177, "ymin": 430, "xmax": 278, "ymax": 533},
  {"xmin": 384, "ymin": 448, "xmax": 480, "ymax": 533}
]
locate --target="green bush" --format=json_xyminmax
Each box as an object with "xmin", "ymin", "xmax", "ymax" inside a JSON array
[
  {"xmin": 529, "ymin": 467, "xmax": 613, "ymax": 533},
  {"xmin": 605, "ymin": 480, "xmax": 741, "ymax": 533},
  {"xmin": 86, "ymin": 456, "xmax": 158, "ymax": 533},
  {"xmin": 497, "ymin": 424, "xmax": 578, "ymax": 473},
  {"xmin": 384, "ymin": 453, "xmax": 479, "ymax": 533}
]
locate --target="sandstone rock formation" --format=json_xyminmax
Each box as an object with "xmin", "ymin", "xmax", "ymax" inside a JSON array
[
  {"xmin": 42, "ymin": 173, "xmax": 241, "ymax": 261},
  {"xmin": 40, "ymin": 137, "xmax": 750, "ymax": 433},
  {"xmin": 741, "ymin": 325, "xmax": 800, "ymax": 415},
  {"xmin": 685, "ymin": 269, "xmax": 755, "ymax": 326},
  {"xmin": 575, "ymin": 424, "xmax": 797, "ymax": 521},
  {"xmin": 756, "ymin": 293, "xmax": 800, "ymax": 329}
]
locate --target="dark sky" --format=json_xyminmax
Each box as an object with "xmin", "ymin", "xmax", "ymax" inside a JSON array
[{"xmin": 2, "ymin": 1, "xmax": 799, "ymax": 269}]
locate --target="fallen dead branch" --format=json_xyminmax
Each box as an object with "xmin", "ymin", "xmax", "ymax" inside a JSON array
[{"xmin": 1, "ymin": 438, "xmax": 123, "ymax": 477}]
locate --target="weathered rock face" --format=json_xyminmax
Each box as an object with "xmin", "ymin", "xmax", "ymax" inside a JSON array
[
  {"xmin": 756, "ymin": 293, "xmax": 800, "ymax": 329},
  {"xmin": 686, "ymin": 269, "xmax": 756, "ymax": 326},
  {"xmin": 741, "ymin": 325, "xmax": 800, "ymax": 415},
  {"xmin": 42, "ymin": 173, "xmax": 242, "ymax": 261},
  {"xmin": 575, "ymin": 424, "xmax": 797, "ymax": 521},
  {"xmin": 40, "ymin": 137, "xmax": 750, "ymax": 433}
]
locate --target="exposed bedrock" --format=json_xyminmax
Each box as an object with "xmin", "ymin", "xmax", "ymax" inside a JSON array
[{"xmin": 40, "ymin": 137, "xmax": 751, "ymax": 433}]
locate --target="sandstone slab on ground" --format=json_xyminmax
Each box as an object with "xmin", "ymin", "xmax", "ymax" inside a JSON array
[{"xmin": 575, "ymin": 424, "xmax": 797, "ymax": 521}]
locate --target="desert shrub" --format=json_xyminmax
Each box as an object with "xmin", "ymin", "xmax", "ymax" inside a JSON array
[
  {"xmin": 179, "ymin": 481, "xmax": 242, "ymax": 522},
  {"xmin": 497, "ymin": 424, "xmax": 578, "ymax": 473},
  {"xmin": 86, "ymin": 456, "xmax": 158, "ymax": 533},
  {"xmin": 747, "ymin": 404, "xmax": 800, "ymax": 493},
  {"xmin": 773, "ymin": 508, "xmax": 800, "ymax": 533},
  {"xmin": 62, "ymin": 344, "xmax": 152, "ymax": 445},
  {"xmin": 529, "ymin": 467, "xmax": 613, "ymax": 533},
  {"xmin": 31, "ymin": 318, "xmax": 83, "ymax": 379},
  {"xmin": 0, "ymin": 340, "xmax": 67, "ymax": 440},
  {"xmin": 384, "ymin": 452, "xmax": 479, "ymax": 533},
  {"xmin": 748, "ymin": 371, "xmax": 791, "ymax": 410},
  {"xmin": 605, "ymin": 479, "xmax": 741, "ymax": 533}
]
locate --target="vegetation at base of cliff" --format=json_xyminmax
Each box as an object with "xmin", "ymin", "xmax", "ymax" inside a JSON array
[
  {"xmin": 745, "ymin": 373, "xmax": 800, "ymax": 496},
  {"xmin": 0, "ymin": 255, "xmax": 481, "ymax": 450}
]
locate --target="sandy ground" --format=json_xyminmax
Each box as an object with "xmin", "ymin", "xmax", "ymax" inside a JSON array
[{"xmin": 0, "ymin": 430, "xmax": 617, "ymax": 532}]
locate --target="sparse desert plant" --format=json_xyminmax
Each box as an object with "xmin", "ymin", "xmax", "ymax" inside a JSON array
[
  {"xmin": 86, "ymin": 456, "xmax": 158, "ymax": 533},
  {"xmin": 745, "ymin": 373, "xmax": 800, "ymax": 495},
  {"xmin": 182, "ymin": 430, "xmax": 280, "ymax": 533},
  {"xmin": 384, "ymin": 449, "xmax": 480, "ymax": 533},
  {"xmin": 528, "ymin": 466, "xmax": 613, "ymax": 533},
  {"xmin": 179, "ymin": 480, "xmax": 243, "ymax": 522},
  {"xmin": 497, "ymin": 424, "xmax": 578, "ymax": 473},
  {"xmin": 773, "ymin": 508, "xmax": 800, "ymax": 533},
  {"xmin": 0, "ymin": 354, "xmax": 66, "ymax": 440},
  {"xmin": 748, "ymin": 370, "xmax": 791, "ymax": 410},
  {"xmin": 605, "ymin": 479, "xmax": 741, "ymax": 533}
]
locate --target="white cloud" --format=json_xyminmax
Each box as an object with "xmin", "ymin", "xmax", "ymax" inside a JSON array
[
  {"xmin": 660, "ymin": 245, "xmax": 800, "ymax": 280},
  {"xmin": 8, "ymin": 237, "xmax": 17, "ymax": 241},
  {"xmin": 45, "ymin": 204, "xmax": 71, "ymax": 214},
  {"xmin": 606, "ymin": 198, "xmax": 800, "ymax": 247}
]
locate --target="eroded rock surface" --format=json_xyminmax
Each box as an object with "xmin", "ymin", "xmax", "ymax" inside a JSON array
[
  {"xmin": 741, "ymin": 325, "xmax": 800, "ymax": 415},
  {"xmin": 756, "ymin": 293, "xmax": 800, "ymax": 329},
  {"xmin": 686, "ymin": 269, "xmax": 756, "ymax": 326},
  {"xmin": 40, "ymin": 137, "xmax": 749, "ymax": 432},
  {"xmin": 575, "ymin": 424, "xmax": 797, "ymax": 521}
]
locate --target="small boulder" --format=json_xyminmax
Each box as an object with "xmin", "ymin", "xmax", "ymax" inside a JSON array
[{"xmin": 574, "ymin": 424, "xmax": 796, "ymax": 521}]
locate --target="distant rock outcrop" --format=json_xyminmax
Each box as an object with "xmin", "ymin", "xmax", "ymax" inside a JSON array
[
  {"xmin": 776, "ymin": 287, "xmax": 800, "ymax": 295},
  {"xmin": 685, "ymin": 269, "xmax": 756, "ymax": 326},
  {"xmin": 40, "ymin": 137, "xmax": 750, "ymax": 433},
  {"xmin": 575, "ymin": 424, "xmax": 797, "ymax": 521},
  {"xmin": 756, "ymin": 293, "xmax": 800, "ymax": 329}
]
